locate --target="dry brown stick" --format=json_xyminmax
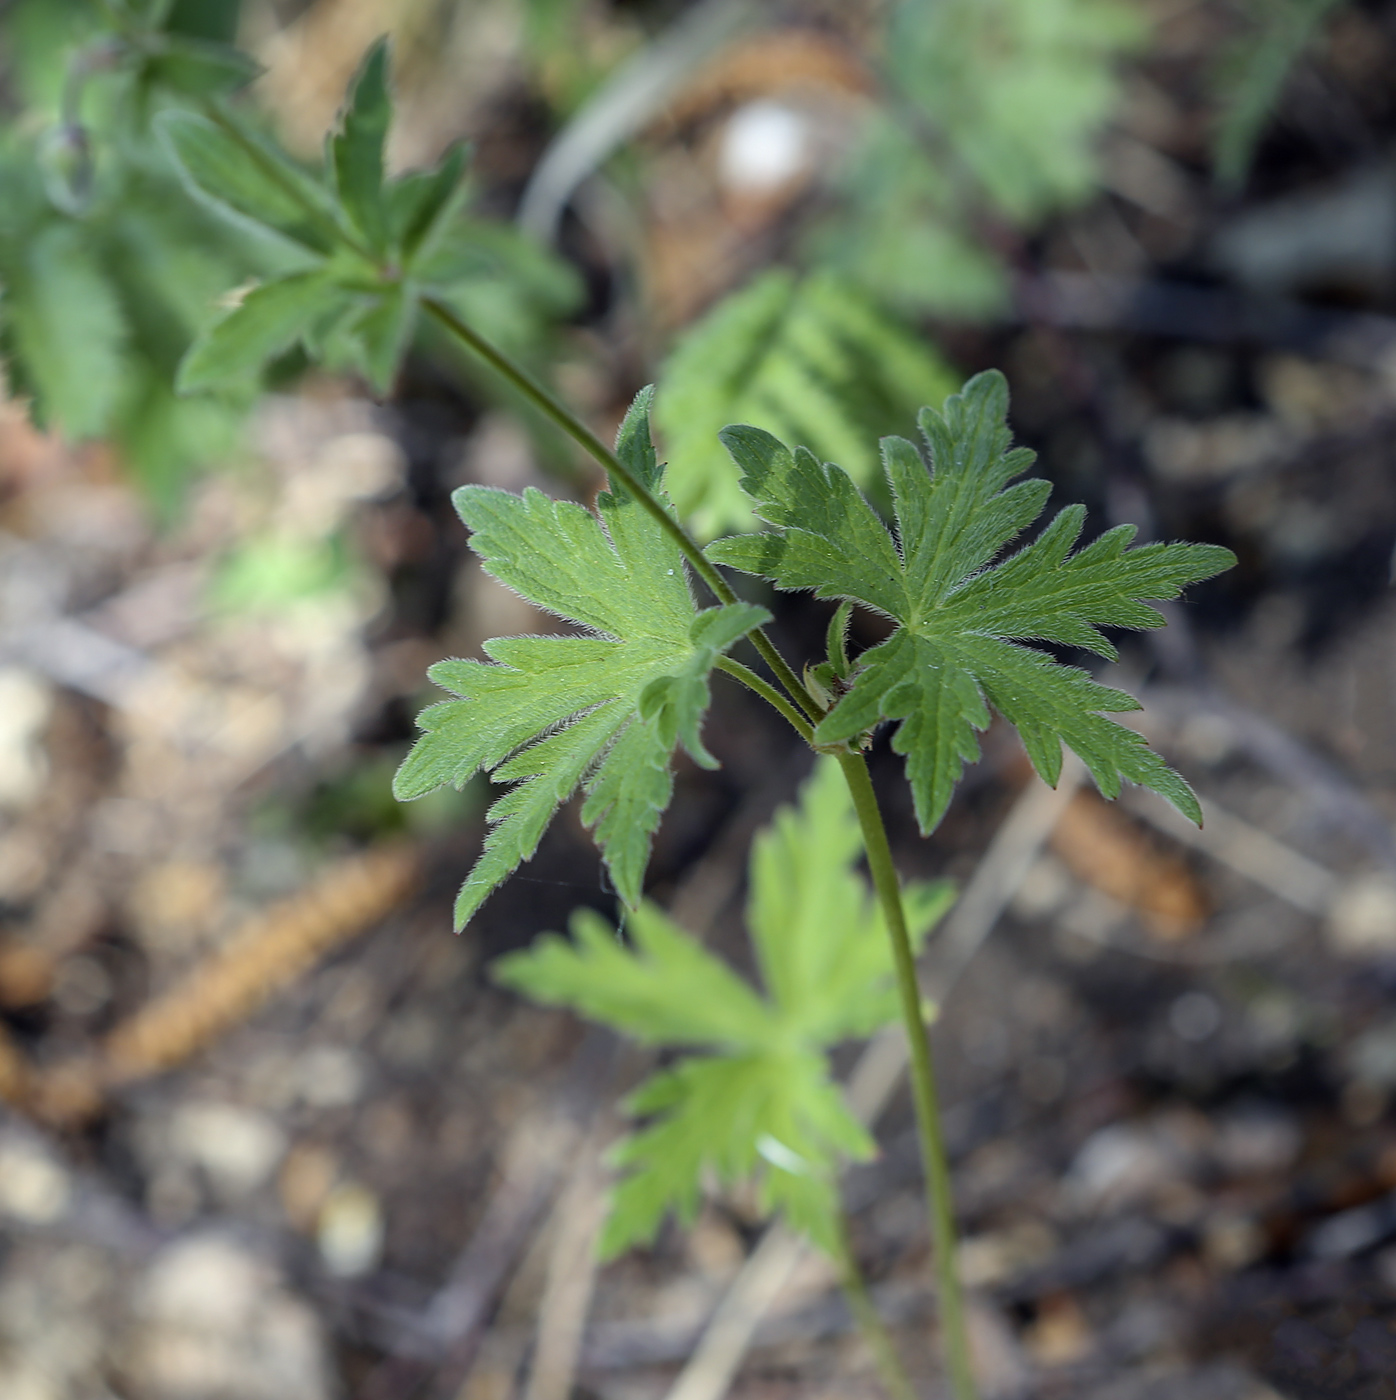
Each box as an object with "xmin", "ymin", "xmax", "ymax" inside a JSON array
[
  {"xmin": 522, "ymin": 1123, "xmax": 612, "ymax": 1400},
  {"xmin": 356, "ymin": 1106, "xmax": 586, "ymax": 1400},
  {"xmin": 380, "ymin": 1032, "xmax": 621, "ymax": 1400},
  {"xmin": 102, "ymin": 843, "xmax": 419, "ymax": 1083},
  {"xmin": 22, "ymin": 843, "xmax": 419, "ymax": 1124},
  {"xmin": 1122, "ymin": 788, "xmax": 1338, "ymax": 915},
  {"xmin": 0, "ymin": 1020, "xmax": 30, "ymax": 1109}
]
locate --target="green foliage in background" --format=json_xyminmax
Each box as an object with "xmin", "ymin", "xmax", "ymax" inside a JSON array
[
  {"xmin": 0, "ymin": 0, "xmax": 265, "ymax": 509},
  {"xmin": 656, "ymin": 269, "xmax": 959, "ymax": 540},
  {"xmin": 1212, "ymin": 0, "xmax": 1345, "ymax": 187},
  {"xmin": 709, "ymin": 372, "xmax": 1235, "ymax": 833},
  {"xmin": 165, "ymin": 40, "xmax": 580, "ymax": 400},
  {"xmin": 655, "ymin": 0, "xmax": 1147, "ymax": 503},
  {"xmin": 0, "ymin": 8, "xmax": 579, "ymax": 511},
  {"xmin": 393, "ymin": 389, "xmax": 768, "ymax": 927},
  {"xmin": 816, "ymin": 0, "xmax": 1146, "ymax": 315},
  {"xmin": 496, "ymin": 757, "xmax": 954, "ymax": 1257}
]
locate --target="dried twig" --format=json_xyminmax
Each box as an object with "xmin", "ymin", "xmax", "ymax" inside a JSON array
[
  {"xmin": 0, "ymin": 1021, "xmax": 30, "ymax": 1108},
  {"xmin": 664, "ymin": 1226, "xmax": 811, "ymax": 1400},
  {"xmin": 1124, "ymin": 787, "xmax": 1338, "ymax": 916},
  {"xmin": 1050, "ymin": 789, "xmax": 1208, "ymax": 940},
  {"xmin": 18, "ymin": 844, "xmax": 419, "ymax": 1125},
  {"xmin": 103, "ymin": 844, "xmax": 419, "ymax": 1083},
  {"xmin": 522, "ymin": 1124, "xmax": 612, "ymax": 1400}
]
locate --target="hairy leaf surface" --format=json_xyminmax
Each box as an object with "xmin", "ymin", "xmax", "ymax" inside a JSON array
[
  {"xmin": 395, "ymin": 390, "xmax": 768, "ymax": 926},
  {"xmin": 495, "ymin": 758, "xmax": 952, "ymax": 1256},
  {"xmin": 709, "ymin": 370, "xmax": 1234, "ymax": 832}
]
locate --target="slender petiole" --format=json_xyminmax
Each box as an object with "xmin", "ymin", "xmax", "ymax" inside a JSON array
[
  {"xmin": 837, "ymin": 751, "xmax": 978, "ymax": 1400},
  {"xmin": 715, "ymin": 657, "xmax": 815, "ymax": 744}
]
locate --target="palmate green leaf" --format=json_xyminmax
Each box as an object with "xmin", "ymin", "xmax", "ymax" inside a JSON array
[
  {"xmin": 606, "ymin": 1049, "xmax": 865, "ymax": 1257},
  {"xmin": 656, "ymin": 269, "xmax": 959, "ymax": 540},
  {"xmin": 163, "ymin": 39, "xmax": 570, "ymax": 405},
  {"xmin": 815, "ymin": 117, "xmax": 1012, "ymax": 320},
  {"xmin": 815, "ymin": 0, "xmax": 1143, "ymax": 318},
  {"xmin": 887, "ymin": 0, "xmax": 1147, "ymax": 223},
  {"xmin": 394, "ymin": 388, "xmax": 768, "ymax": 927},
  {"xmin": 388, "ymin": 142, "xmax": 469, "ymax": 261},
  {"xmin": 496, "ymin": 905, "xmax": 769, "ymax": 1049},
  {"xmin": 338, "ymin": 279, "xmax": 417, "ymax": 395},
  {"xmin": 495, "ymin": 756, "xmax": 953, "ymax": 1257},
  {"xmin": 749, "ymin": 758, "xmax": 953, "ymax": 1043},
  {"xmin": 709, "ymin": 371, "xmax": 1236, "ymax": 833}
]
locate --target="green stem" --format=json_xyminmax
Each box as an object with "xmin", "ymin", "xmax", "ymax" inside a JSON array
[
  {"xmin": 836, "ymin": 752, "xmax": 978, "ymax": 1400},
  {"xmin": 834, "ymin": 1216, "xmax": 917, "ymax": 1400},
  {"xmin": 715, "ymin": 657, "xmax": 814, "ymax": 743},
  {"xmin": 421, "ymin": 295, "xmax": 822, "ymax": 723}
]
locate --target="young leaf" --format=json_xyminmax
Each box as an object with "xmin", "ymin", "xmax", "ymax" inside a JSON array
[
  {"xmin": 394, "ymin": 388, "xmax": 770, "ymax": 927},
  {"xmin": 494, "ymin": 756, "xmax": 953, "ymax": 1257},
  {"xmin": 607, "ymin": 1049, "xmax": 864, "ymax": 1257},
  {"xmin": 656, "ymin": 269, "xmax": 959, "ymax": 539},
  {"xmin": 157, "ymin": 109, "xmax": 339, "ymax": 253},
  {"xmin": 177, "ymin": 270, "xmax": 338, "ymax": 391},
  {"xmin": 389, "ymin": 142, "xmax": 469, "ymax": 262},
  {"xmin": 331, "ymin": 38, "xmax": 391, "ymax": 251},
  {"xmin": 709, "ymin": 370, "xmax": 1235, "ymax": 832}
]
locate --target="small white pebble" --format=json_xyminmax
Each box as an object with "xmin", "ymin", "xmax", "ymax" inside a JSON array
[
  {"xmin": 1327, "ymin": 874, "xmax": 1396, "ymax": 955},
  {"xmin": 0, "ymin": 1139, "xmax": 70, "ymax": 1224},
  {"xmin": 168, "ymin": 1101, "xmax": 286, "ymax": 1196},
  {"xmin": 317, "ymin": 1182, "xmax": 383, "ymax": 1277},
  {"xmin": 718, "ymin": 101, "xmax": 811, "ymax": 194},
  {"xmin": 295, "ymin": 1046, "xmax": 365, "ymax": 1109}
]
